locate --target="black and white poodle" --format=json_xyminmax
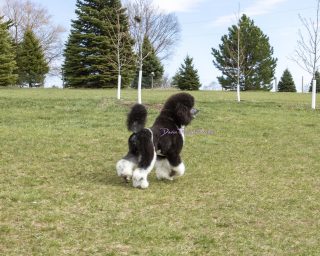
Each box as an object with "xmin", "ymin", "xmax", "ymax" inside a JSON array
[{"xmin": 116, "ymin": 93, "xmax": 198, "ymax": 189}]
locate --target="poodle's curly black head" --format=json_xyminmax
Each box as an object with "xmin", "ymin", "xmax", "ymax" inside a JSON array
[{"xmin": 162, "ymin": 93, "xmax": 198, "ymax": 126}]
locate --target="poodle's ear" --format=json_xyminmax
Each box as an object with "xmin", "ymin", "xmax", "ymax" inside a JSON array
[{"xmin": 175, "ymin": 103, "xmax": 191, "ymax": 125}]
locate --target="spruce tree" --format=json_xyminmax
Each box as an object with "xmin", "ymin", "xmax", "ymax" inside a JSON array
[
  {"xmin": 212, "ymin": 14, "xmax": 277, "ymax": 91},
  {"xmin": 171, "ymin": 71, "xmax": 180, "ymax": 87},
  {"xmin": 63, "ymin": 0, "xmax": 135, "ymax": 88},
  {"xmin": 278, "ymin": 69, "xmax": 296, "ymax": 92},
  {"xmin": 175, "ymin": 55, "xmax": 201, "ymax": 90},
  {"xmin": 16, "ymin": 29, "xmax": 49, "ymax": 87},
  {"xmin": 133, "ymin": 37, "xmax": 164, "ymax": 88},
  {"xmin": 0, "ymin": 17, "xmax": 17, "ymax": 86}
]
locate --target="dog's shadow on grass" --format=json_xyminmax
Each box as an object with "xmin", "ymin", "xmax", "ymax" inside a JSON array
[
  {"xmin": 81, "ymin": 168, "xmax": 129, "ymax": 188},
  {"xmin": 79, "ymin": 167, "xmax": 177, "ymax": 190}
]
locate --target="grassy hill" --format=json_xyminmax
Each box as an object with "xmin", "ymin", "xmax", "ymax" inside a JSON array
[{"xmin": 0, "ymin": 88, "xmax": 319, "ymax": 255}]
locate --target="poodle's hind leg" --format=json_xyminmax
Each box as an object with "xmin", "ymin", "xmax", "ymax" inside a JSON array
[
  {"xmin": 155, "ymin": 157, "xmax": 173, "ymax": 181},
  {"xmin": 132, "ymin": 129, "xmax": 156, "ymax": 189},
  {"xmin": 116, "ymin": 155, "xmax": 138, "ymax": 182},
  {"xmin": 132, "ymin": 152, "xmax": 156, "ymax": 189}
]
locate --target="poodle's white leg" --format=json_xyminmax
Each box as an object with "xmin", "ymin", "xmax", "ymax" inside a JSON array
[
  {"xmin": 132, "ymin": 151, "xmax": 156, "ymax": 189},
  {"xmin": 155, "ymin": 158, "xmax": 173, "ymax": 181},
  {"xmin": 116, "ymin": 159, "xmax": 136, "ymax": 182},
  {"xmin": 171, "ymin": 162, "xmax": 185, "ymax": 178},
  {"xmin": 156, "ymin": 158, "xmax": 185, "ymax": 180}
]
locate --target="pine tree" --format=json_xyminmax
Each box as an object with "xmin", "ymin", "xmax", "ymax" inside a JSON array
[
  {"xmin": 309, "ymin": 71, "xmax": 320, "ymax": 92},
  {"xmin": 278, "ymin": 69, "xmax": 296, "ymax": 92},
  {"xmin": 0, "ymin": 17, "xmax": 17, "ymax": 86},
  {"xmin": 63, "ymin": 0, "xmax": 135, "ymax": 88},
  {"xmin": 16, "ymin": 29, "xmax": 49, "ymax": 87},
  {"xmin": 175, "ymin": 55, "xmax": 201, "ymax": 90},
  {"xmin": 133, "ymin": 37, "xmax": 164, "ymax": 88},
  {"xmin": 171, "ymin": 71, "xmax": 180, "ymax": 87},
  {"xmin": 212, "ymin": 15, "xmax": 277, "ymax": 91}
]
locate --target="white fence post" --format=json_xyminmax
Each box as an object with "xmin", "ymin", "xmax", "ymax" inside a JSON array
[
  {"xmin": 117, "ymin": 75, "xmax": 121, "ymax": 100},
  {"xmin": 312, "ymin": 79, "xmax": 316, "ymax": 109},
  {"xmin": 138, "ymin": 70, "xmax": 142, "ymax": 104}
]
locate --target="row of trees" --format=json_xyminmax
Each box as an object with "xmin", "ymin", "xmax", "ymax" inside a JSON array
[
  {"xmin": 0, "ymin": 16, "xmax": 48, "ymax": 87},
  {"xmin": 0, "ymin": 0, "xmax": 180, "ymax": 89},
  {"xmin": 62, "ymin": 0, "xmax": 320, "ymax": 93},
  {"xmin": 275, "ymin": 68, "xmax": 320, "ymax": 93},
  {"xmin": 212, "ymin": 0, "xmax": 320, "ymax": 95},
  {"xmin": 1, "ymin": 0, "xmax": 319, "ymax": 93},
  {"xmin": 0, "ymin": 0, "xmax": 65, "ymax": 87},
  {"xmin": 63, "ymin": 0, "xmax": 180, "ymax": 90}
]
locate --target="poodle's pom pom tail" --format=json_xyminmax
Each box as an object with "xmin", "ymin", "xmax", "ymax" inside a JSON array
[{"xmin": 127, "ymin": 104, "xmax": 147, "ymax": 133}]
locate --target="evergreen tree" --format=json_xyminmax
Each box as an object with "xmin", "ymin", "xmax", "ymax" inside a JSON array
[
  {"xmin": 175, "ymin": 55, "xmax": 201, "ymax": 90},
  {"xmin": 278, "ymin": 69, "xmax": 296, "ymax": 92},
  {"xmin": 63, "ymin": 0, "xmax": 135, "ymax": 88},
  {"xmin": 309, "ymin": 71, "xmax": 320, "ymax": 92},
  {"xmin": 212, "ymin": 14, "xmax": 277, "ymax": 91},
  {"xmin": 0, "ymin": 17, "xmax": 17, "ymax": 86},
  {"xmin": 171, "ymin": 71, "xmax": 180, "ymax": 87},
  {"xmin": 16, "ymin": 29, "xmax": 49, "ymax": 87},
  {"xmin": 133, "ymin": 37, "xmax": 164, "ymax": 88}
]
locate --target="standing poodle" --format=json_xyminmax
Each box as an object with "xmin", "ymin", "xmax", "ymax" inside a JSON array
[{"xmin": 116, "ymin": 93, "xmax": 198, "ymax": 189}]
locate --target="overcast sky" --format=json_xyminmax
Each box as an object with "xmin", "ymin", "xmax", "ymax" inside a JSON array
[{"xmin": 0, "ymin": 0, "xmax": 317, "ymax": 91}]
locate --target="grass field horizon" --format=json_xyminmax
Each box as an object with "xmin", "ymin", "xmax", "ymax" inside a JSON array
[{"xmin": 0, "ymin": 88, "xmax": 319, "ymax": 255}]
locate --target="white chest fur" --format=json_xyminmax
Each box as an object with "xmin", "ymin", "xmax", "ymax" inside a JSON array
[{"xmin": 179, "ymin": 125, "xmax": 185, "ymax": 143}]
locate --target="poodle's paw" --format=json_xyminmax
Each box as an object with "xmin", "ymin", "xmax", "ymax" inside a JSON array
[
  {"xmin": 132, "ymin": 169, "xmax": 149, "ymax": 189},
  {"xmin": 156, "ymin": 168, "xmax": 174, "ymax": 181},
  {"xmin": 171, "ymin": 163, "xmax": 185, "ymax": 178},
  {"xmin": 116, "ymin": 159, "xmax": 134, "ymax": 182}
]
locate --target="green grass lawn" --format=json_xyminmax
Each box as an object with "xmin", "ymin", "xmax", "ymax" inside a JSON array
[{"xmin": 0, "ymin": 88, "xmax": 319, "ymax": 255}]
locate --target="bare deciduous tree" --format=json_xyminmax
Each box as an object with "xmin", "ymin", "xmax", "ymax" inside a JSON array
[
  {"xmin": 105, "ymin": 7, "xmax": 135, "ymax": 99},
  {"xmin": 2, "ymin": 0, "xmax": 65, "ymax": 76},
  {"xmin": 292, "ymin": 0, "xmax": 320, "ymax": 108},
  {"xmin": 224, "ymin": 23, "xmax": 246, "ymax": 101},
  {"xmin": 125, "ymin": 0, "xmax": 181, "ymax": 61},
  {"xmin": 293, "ymin": 0, "xmax": 320, "ymax": 78},
  {"xmin": 124, "ymin": 0, "xmax": 180, "ymax": 103}
]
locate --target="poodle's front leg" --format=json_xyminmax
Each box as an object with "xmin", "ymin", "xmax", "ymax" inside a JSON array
[
  {"xmin": 171, "ymin": 162, "xmax": 185, "ymax": 177},
  {"xmin": 167, "ymin": 154, "xmax": 185, "ymax": 178}
]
